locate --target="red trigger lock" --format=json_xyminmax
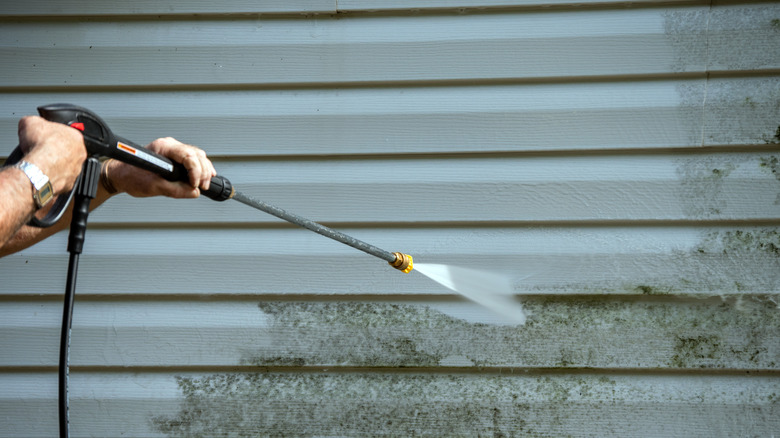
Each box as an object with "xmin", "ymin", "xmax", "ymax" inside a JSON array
[{"xmin": 69, "ymin": 122, "xmax": 85, "ymax": 131}]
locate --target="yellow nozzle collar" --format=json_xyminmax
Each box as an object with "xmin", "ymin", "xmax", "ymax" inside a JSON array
[{"xmin": 390, "ymin": 252, "xmax": 414, "ymax": 273}]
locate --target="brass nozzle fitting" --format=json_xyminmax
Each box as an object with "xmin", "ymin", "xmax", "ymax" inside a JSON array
[{"xmin": 390, "ymin": 252, "xmax": 414, "ymax": 273}]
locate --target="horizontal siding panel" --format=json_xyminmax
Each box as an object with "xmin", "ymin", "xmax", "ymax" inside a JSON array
[
  {"xmin": 2, "ymin": 226, "xmax": 777, "ymax": 295},
  {"xmin": 0, "ymin": 0, "xmax": 336, "ymax": 16},
  {"xmin": 1, "ymin": 372, "xmax": 777, "ymax": 437},
  {"xmin": 0, "ymin": 0, "xmax": 701, "ymax": 16},
  {"xmin": 74, "ymin": 151, "xmax": 780, "ymax": 224},
  {"xmin": 0, "ymin": 79, "xmax": 708, "ymax": 155},
  {"xmin": 0, "ymin": 37, "xmax": 689, "ymax": 87},
  {"xmin": 2, "ymin": 76, "xmax": 776, "ymax": 156},
  {"xmin": 0, "ymin": 8, "xmax": 714, "ymax": 87},
  {"xmin": 1, "ymin": 297, "xmax": 777, "ymax": 369}
]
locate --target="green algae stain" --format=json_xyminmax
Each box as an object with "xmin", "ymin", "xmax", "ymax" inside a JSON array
[
  {"xmin": 689, "ymin": 227, "xmax": 780, "ymax": 294},
  {"xmin": 247, "ymin": 302, "xmax": 460, "ymax": 368},
  {"xmin": 151, "ymin": 298, "xmax": 780, "ymax": 436},
  {"xmin": 635, "ymin": 285, "xmax": 677, "ymax": 296},
  {"xmin": 152, "ymin": 373, "xmax": 539, "ymax": 437},
  {"xmin": 697, "ymin": 229, "xmax": 780, "ymax": 258},
  {"xmin": 150, "ymin": 370, "xmax": 780, "ymax": 437},
  {"xmin": 244, "ymin": 299, "xmax": 780, "ymax": 371},
  {"xmin": 669, "ymin": 328, "xmax": 776, "ymax": 370},
  {"xmin": 150, "ymin": 372, "xmax": 643, "ymax": 437},
  {"xmin": 379, "ymin": 338, "xmax": 441, "ymax": 368}
]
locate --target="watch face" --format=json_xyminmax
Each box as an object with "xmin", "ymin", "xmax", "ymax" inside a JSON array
[
  {"xmin": 14, "ymin": 161, "xmax": 54, "ymax": 209},
  {"xmin": 37, "ymin": 182, "xmax": 54, "ymax": 207}
]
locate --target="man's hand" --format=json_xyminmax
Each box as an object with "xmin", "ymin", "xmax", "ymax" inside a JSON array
[
  {"xmin": 18, "ymin": 116, "xmax": 87, "ymax": 195},
  {"xmin": 104, "ymin": 137, "xmax": 218, "ymax": 199}
]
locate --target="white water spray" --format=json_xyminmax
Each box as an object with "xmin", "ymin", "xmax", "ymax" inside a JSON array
[{"xmin": 413, "ymin": 263, "xmax": 526, "ymax": 325}]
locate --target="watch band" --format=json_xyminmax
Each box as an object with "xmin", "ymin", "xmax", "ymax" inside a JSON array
[{"xmin": 14, "ymin": 160, "xmax": 54, "ymax": 209}]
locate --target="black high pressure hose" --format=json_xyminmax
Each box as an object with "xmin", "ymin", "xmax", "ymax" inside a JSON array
[
  {"xmin": 6, "ymin": 104, "xmax": 413, "ymax": 438},
  {"xmin": 58, "ymin": 158, "xmax": 100, "ymax": 438}
]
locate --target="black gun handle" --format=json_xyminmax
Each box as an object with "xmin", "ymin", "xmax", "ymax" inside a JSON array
[{"xmin": 38, "ymin": 103, "xmax": 235, "ymax": 202}]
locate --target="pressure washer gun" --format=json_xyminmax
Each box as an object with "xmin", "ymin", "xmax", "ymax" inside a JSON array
[
  {"xmin": 4, "ymin": 103, "xmax": 413, "ymax": 273},
  {"xmin": 4, "ymin": 103, "xmax": 234, "ymax": 228}
]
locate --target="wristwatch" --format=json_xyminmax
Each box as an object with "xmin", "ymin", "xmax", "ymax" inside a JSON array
[{"xmin": 14, "ymin": 160, "xmax": 54, "ymax": 209}]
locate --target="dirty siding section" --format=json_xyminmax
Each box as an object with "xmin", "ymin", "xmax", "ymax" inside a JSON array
[{"xmin": 0, "ymin": 0, "xmax": 779, "ymax": 436}]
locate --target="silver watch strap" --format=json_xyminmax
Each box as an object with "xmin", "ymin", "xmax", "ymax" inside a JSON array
[{"xmin": 14, "ymin": 160, "xmax": 53, "ymax": 208}]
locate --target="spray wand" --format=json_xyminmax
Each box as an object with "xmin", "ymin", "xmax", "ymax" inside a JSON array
[
  {"xmin": 4, "ymin": 103, "xmax": 413, "ymax": 438},
  {"xmin": 232, "ymin": 191, "xmax": 413, "ymax": 273}
]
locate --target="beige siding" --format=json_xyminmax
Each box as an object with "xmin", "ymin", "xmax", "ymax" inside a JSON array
[{"xmin": 1, "ymin": 1, "xmax": 779, "ymax": 437}]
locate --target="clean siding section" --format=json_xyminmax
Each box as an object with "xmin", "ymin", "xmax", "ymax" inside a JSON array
[
  {"xmin": 0, "ymin": 2, "xmax": 779, "ymax": 437},
  {"xmin": 0, "ymin": 8, "xmax": 711, "ymax": 86}
]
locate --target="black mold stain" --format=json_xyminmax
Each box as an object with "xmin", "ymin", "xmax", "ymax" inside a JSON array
[
  {"xmin": 670, "ymin": 322, "xmax": 777, "ymax": 370},
  {"xmin": 760, "ymin": 155, "xmax": 779, "ymax": 179},
  {"xmin": 671, "ymin": 335, "xmax": 723, "ymax": 368},
  {"xmin": 759, "ymin": 154, "xmax": 780, "ymax": 204},
  {"xmin": 766, "ymin": 126, "xmax": 780, "ymax": 145},
  {"xmin": 697, "ymin": 229, "xmax": 780, "ymax": 258}
]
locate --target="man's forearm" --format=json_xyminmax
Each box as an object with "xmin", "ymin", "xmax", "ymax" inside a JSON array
[
  {"xmin": 0, "ymin": 167, "xmax": 37, "ymax": 250},
  {"xmin": 0, "ymin": 172, "xmax": 115, "ymax": 257}
]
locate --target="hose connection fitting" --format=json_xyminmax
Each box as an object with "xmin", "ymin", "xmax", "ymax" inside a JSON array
[{"xmin": 390, "ymin": 252, "xmax": 414, "ymax": 273}]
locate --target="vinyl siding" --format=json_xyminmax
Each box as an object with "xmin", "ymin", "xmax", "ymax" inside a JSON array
[{"xmin": 1, "ymin": 1, "xmax": 779, "ymax": 437}]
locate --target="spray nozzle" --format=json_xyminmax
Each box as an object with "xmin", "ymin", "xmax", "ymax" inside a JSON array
[{"xmin": 390, "ymin": 252, "xmax": 414, "ymax": 273}]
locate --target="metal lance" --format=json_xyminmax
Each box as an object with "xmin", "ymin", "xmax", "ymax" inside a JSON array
[{"xmin": 231, "ymin": 191, "xmax": 414, "ymax": 273}]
